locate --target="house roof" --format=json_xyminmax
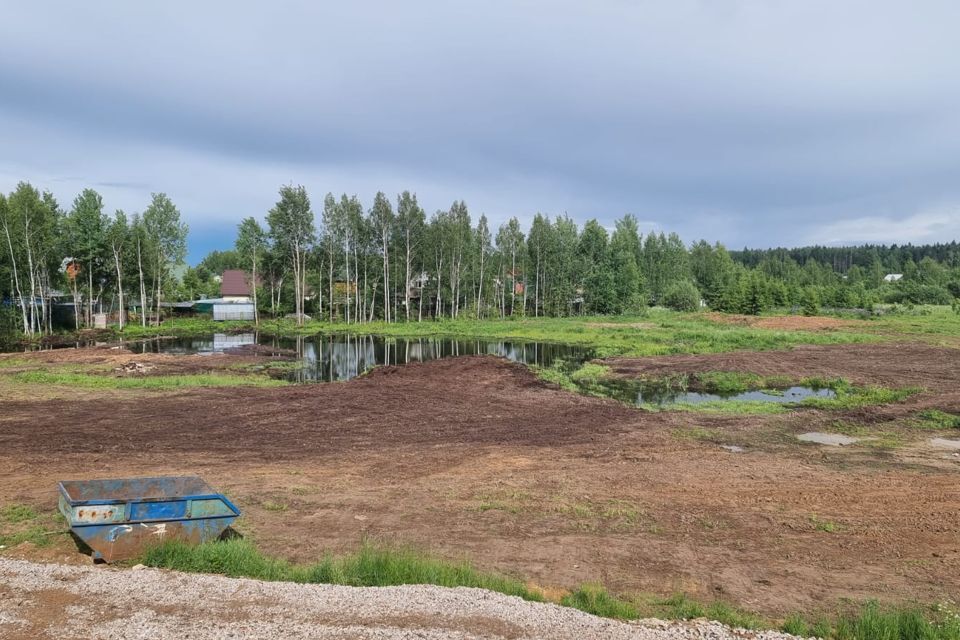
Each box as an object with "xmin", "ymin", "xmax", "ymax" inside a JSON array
[{"xmin": 220, "ymin": 270, "xmax": 252, "ymax": 296}]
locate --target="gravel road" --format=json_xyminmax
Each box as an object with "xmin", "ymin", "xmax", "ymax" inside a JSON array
[{"xmin": 0, "ymin": 557, "xmax": 809, "ymax": 639}]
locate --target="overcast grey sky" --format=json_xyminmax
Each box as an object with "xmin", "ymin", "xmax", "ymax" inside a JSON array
[{"xmin": 2, "ymin": 1, "xmax": 959, "ymax": 262}]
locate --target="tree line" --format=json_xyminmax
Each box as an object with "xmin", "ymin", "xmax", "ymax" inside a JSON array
[
  {"xmin": 3, "ymin": 180, "xmax": 960, "ymax": 336},
  {"xmin": 0, "ymin": 182, "xmax": 186, "ymax": 335}
]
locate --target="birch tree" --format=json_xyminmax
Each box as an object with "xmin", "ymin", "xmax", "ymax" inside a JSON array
[
  {"xmin": 396, "ymin": 191, "xmax": 425, "ymax": 322},
  {"xmin": 369, "ymin": 192, "xmax": 394, "ymax": 323},
  {"xmin": 142, "ymin": 193, "xmax": 187, "ymax": 326},
  {"xmin": 267, "ymin": 185, "xmax": 315, "ymax": 326},
  {"xmin": 67, "ymin": 189, "xmax": 107, "ymax": 326},
  {"xmin": 106, "ymin": 211, "xmax": 130, "ymax": 329},
  {"xmin": 235, "ymin": 217, "xmax": 267, "ymax": 325}
]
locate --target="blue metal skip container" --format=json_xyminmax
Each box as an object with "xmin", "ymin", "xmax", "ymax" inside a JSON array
[{"xmin": 57, "ymin": 475, "xmax": 240, "ymax": 563}]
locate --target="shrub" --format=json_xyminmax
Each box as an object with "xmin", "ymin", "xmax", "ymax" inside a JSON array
[{"xmin": 662, "ymin": 281, "xmax": 701, "ymax": 313}]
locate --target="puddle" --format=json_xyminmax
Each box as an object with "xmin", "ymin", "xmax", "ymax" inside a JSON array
[
  {"xmin": 797, "ymin": 432, "xmax": 860, "ymax": 446},
  {"xmin": 638, "ymin": 386, "xmax": 835, "ymax": 407},
  {"xmin": 721, "ymin": 445, "xmax": 746, "ymax": 453},
  {"xmin": 929, "ymin": 438, "xmax": 960, "ymax": 450}
]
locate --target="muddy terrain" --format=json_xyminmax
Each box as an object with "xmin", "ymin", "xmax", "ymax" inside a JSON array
[{"xmin": 1, "ymin": 342, "xmax": 958, "ymax": 618}]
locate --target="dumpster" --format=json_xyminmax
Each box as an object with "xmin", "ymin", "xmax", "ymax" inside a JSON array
[{"xmin": 57, "ymin": 475, "xmax": 240, "ymax": 563}]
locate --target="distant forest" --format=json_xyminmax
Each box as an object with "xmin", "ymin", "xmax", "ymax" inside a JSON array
[
  {"xmin": 2, "ymin": 180, "xmax": 959, "ymax": 336},
  {"xmin": 731, "ymin": 243, "xmax": 960, "ymax": 273}
]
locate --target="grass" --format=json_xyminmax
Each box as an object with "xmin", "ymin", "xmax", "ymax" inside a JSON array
[
  {"xmin": 9, "ymin": 370, "xmax": 287, "ymax": 389},
  {"xmin": 695, "ymin": 371, "xmax": 765, "ymax": 394},
  {"xmin": 114, "ymin": 309, "xmax": 882, "ymax": 358},
  {"xmin": 789, "ymin": 601, "xmax": 960, "ymax": 640},
  {"xmin": 561, "ymin": 584, "xmax": 639, "ymax": 619},
  {"xmin": 912, "ymin": 410, "xmax": 960, "ymax": 430},
  {"xmin": 1, "ymin": 504, "xmax": 38, "ymax": 523},
  {"xmin": 811, "ymin": 516, "xmax": 843, "ymax": 533},
  {"xmin": 0, "ymin": 504, "xmax": 64, "ymax": 549},
  {"xmin": 0, "ymin": 356, "xmax": 30, "ymax": 369},
  {"xmin": 800, "ymin": 380, "xmax": 919, "ymax": 411},
  {"xmin": 652, "ymin": 399, "xmax": 789, "ymax": 415},
  {"xmin": 142, "ymin": 538, "xmax": 541, "ymax": 601},
  {"xmin": 138, "ymin": 537, "xmax": 960, "ymax": 638}
]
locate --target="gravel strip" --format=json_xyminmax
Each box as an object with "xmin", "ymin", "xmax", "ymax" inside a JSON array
[{"xmin": 0, "ymin": 558, "xmax": 809, "ymax": 639}]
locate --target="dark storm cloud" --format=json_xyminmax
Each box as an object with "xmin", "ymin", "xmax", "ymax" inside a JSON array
[{"xmin": 1, "ymin": 1, "xmax": 959, "ymax": 261}]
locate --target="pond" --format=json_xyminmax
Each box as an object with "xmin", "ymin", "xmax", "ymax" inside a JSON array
[
  {"xmin": 636, "ymin": 385, "xmax": 836, "ymax": 407},
  {"xmin": 136, "ymin": 333, "xmax": 593, "ymax": 382}
]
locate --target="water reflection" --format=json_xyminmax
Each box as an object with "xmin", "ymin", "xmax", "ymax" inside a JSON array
[{"xmin": 141, "ymin": 333, "xmax": 591, "ymax": 383}]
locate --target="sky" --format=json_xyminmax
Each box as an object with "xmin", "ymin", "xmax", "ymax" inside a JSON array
[{"xmin": 2, "ymin": 1, "xmax": 959, "ymax": 264}]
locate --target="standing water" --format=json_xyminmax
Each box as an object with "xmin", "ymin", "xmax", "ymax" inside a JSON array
[{"xmin": 137, "ymin": 333, "xmax": 592, "ymax": 382}]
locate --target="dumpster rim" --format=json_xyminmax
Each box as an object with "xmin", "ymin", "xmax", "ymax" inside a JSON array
[
  {"xmin": 57, "ymin": 479, "xmax": 241, "ymax": 524},
  {"xmin": 58, "ymin": 475, "xmax": 214, "ymax": 503}
]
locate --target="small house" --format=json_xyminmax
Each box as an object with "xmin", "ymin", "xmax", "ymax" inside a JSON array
[
  {"xmin": 191, "ymin": 270, "xmax": 256, "ymax": 321},
  {"xmin": 883, "ymin": 273, "xmax": 904, "ymax": 283},
  {"xmin": 220, "ymin": 270, "xmax": 253, "ymax": 303}
]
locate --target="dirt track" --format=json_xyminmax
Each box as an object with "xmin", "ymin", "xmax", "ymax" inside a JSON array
[{"xmin": 1, "ymin": 343, "xmax": 959, "ymax": 618}]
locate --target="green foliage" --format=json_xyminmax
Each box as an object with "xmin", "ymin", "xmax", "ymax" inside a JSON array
[
  {"xmin": 120, "ymin": 311, "xmax": 880, "ymax": 358},
  {"xmin": 0, "ymin": 525, "xmax": 53, "ymax": 548},
  {"xmin": 695, "ymin": 371, "xmax": 764, "ymax": 394},
  {"xmin": 781, "ymin": 613, "xmax": 833, "ymax": 638},
  {"xmin": 800, "ymin": 381, "xmax": 918, "ymax": 410},
  {"xmin": 801, "ymin": 287, "xmax": 821, "ymax": 316},
  {"xmin": 1, "ymin": 504, "xmax": 38, "ymax": 523},
  {"xmin": 561, "ymin": 584, "xmax": 639, "ymax": 619},
  {"xmin": 831, "ymin": 601, "xmax": 960, "ymax": 640},
  {"xmin": 646, "ymin": 593, "xmax": 765, "ymax": 629},
  {"xmin": 914, "ymin": 410, "xmax": 960, "ymax": 429},
  {"xmin": 655, "ymin": 400, "xmax": 789, "ymax": 415},
  {"xmin": 569, "ymin": 362, "xmax": 612, "ymax": 384},
  {"xmin": 10, "ymin": 370, "xmax": 286, "ymax": 389},
  {"xmin": 662, "ymin": 280, "xmax": 701, "ymax": 312},
  {"xmin": 143, "ymin": 538, "xmax": 541, "ymax": 601}
]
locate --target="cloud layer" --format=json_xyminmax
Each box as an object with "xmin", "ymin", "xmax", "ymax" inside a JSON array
[{"xmin": 2, "ymin": 1, "xmax": 959, "ymax": 261}]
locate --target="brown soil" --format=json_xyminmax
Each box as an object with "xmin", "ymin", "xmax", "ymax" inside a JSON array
[{"xmin": 1, "ymin": 344, "xmax": 959, "ymax": 617}]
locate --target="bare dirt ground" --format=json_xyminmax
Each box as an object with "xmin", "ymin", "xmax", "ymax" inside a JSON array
[{"xmin": 1, "ymin": 343, "xmax": 959, "ymax": 621}]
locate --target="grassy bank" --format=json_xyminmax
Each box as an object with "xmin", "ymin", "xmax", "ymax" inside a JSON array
[
  {"xmin": 109, "ymin": 310, "xmax": 882, "ymax": 357},
  {"xmin": 534, "ymin": 361, "xmax": 918, "ymax": 416},
  {"xmin": 139, "ymin": 537, "xmax": 960, "ymax": 639},
  {"xmin": 9, "ymin": 370, "xmax": 287, "ymax": 389}
]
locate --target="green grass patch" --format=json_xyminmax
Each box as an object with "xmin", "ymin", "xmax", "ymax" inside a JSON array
[
  {"xmin": 801, "ymin": 381, "xmax": 919, "ymax": 411},
  {"xmin": 561, "ymin": 584, "xmax": 639, "ymax": 619},
  {"xmin": 645, "ymin": 593, "xmax": 767, "ymax": 630},
  {"xmin": 0, "ymin": 525, "xmax": 54, "ymax": 548},
  {"xmin": 569, "ymin": 362, "xmax": 612, "ymax": 384},
  {"xmin": 788, "ymin": 601, "xmax": 960, "ymax": 640},
  {"xmin": 912, "ymin": 410, "xmax": 960, "ymax": 430},
  {"xmin": 652, "ymin": 400, "xmax": 788, "ymax": 415},
  {"xmin": 671, "ymin": 427, "xmax": 723, "ymax": 441},
  {"xmin": 0, "ymin": 505, "xmax": 64, "ymax": 549},
  {"xmin": 811, "ymin": 516, "xmax": 842, "ymax": 533},
  {"xmin": 142, "ymin": 538, "xmax": 541, "ymax": 601},
  {"xmin": 10, "ymin": 370, "xmax": 287, "ymax": 389},
  {"xmin": 695, "ymin": 371, "xmax": 765, "ymax": 394},
  {"xmin": 782, "ymin": 613, "xmax": 834, "ymax": 638},
  {"xmin": 1, "ymin": 503, "xmax": 38, "ymax": 523}
]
